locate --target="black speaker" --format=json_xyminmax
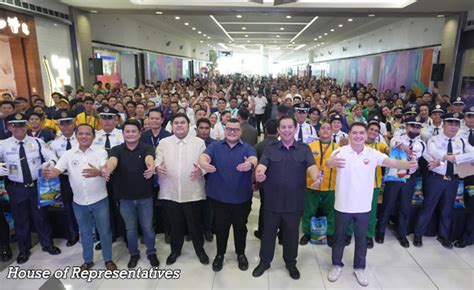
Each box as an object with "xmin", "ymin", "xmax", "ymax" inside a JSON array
[
  {"xmin": 431, "ymin": 63, "xmax": 445, "ymax": 82},
  {"xmin": 88, "ymin": 58, "xmax": 103, "ymax": 75}
]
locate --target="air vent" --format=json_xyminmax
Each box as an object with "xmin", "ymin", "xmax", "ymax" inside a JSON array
[{"xmin": 0, "ymin": 0, "xmax": 70, "ymax": 22}]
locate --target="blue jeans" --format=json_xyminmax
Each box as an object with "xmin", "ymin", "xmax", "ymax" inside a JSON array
[
  {"xmin": 120, "ymin": 197, "xmax": 156, "ymax": 256},
  {"xmin": 73, "ymin": 198, "xmax": 112, "ymax": 264}
]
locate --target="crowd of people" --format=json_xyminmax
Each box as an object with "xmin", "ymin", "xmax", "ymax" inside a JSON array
[{"xmin": 0, "ymin": 75, "xmax": 473, "ymax": 287}]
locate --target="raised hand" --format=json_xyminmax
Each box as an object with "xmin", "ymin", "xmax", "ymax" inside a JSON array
[
  {"xmin": 327, "ymin": 151, "xmax": 346, "ymax": 168},
  {"xmin": 236, "ymin": 156, "xmax": 253, "ymax": 172}
]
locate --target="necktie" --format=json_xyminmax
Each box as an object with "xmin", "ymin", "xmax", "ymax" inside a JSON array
[
  {"xmin": 469, "ymin": 129, "xmax": 474, "ymax": 146},
  {"xmin": 19, "ymin": 142, "xmax": 32, "ymax": 184},
  {"xmin": 446, "ymin": 139, "xmax": 454, "ymax": 177},
  {"xmin": 408, "ymin": 140, "xmax": 414, "ymax": 150},
  {"xmin": 333, "ymin": 134, "xmax": 337, "ymax": 143},
  {"xmin": 66, "ymin": 138, "xmax": 72, "ymax": 150},
  {"xmin": 105, "ymin": 133, "xmax": 111, "ymax": 150},
  {"xmin": 434, "ymin": 128, "xmax": 439, "ymax": 136},
  {"xmin": 298, "ymin": 125, "xmax": 303, "ymax": 142}
]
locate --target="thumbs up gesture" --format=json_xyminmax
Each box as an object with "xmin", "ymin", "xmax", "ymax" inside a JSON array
[{"xmin": 236, "ymin": 156, "xmax": 253, "ymax": 172}]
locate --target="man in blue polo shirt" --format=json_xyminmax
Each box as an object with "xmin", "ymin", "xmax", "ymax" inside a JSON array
[{"xmin": 198, "ymin": 118, "xmax": 258, "ymax": 272}]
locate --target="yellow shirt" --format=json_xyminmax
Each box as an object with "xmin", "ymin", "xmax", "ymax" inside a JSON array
[
  {"xmin": 76, "ymin": 112, "xmax": 101, "ymax": 130},
  {"xmin": 306, "ymin": 140, "xmax": 339, "ymax": 191},
  {"xmin": 365, "ymin": 141, "xmax": 389, "ymax": 189}
]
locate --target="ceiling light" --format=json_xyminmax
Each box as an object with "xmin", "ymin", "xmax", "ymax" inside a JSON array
[
  {"xmin": 348, "ymin": 18, "xmax": 353, "ymax": 22},
  {"xmin": 245, "ymin": 34, "xmax": 248, "ymax": 37},
  {"xmin": 286, "ymin": 15, "xmax": 292, "ymax": 19},
  {"xmin": 317, "ymin": 44, "xmax": 320, "ymax": 46},
  {"xmin": 203, "ymin": 34, "xmax": 207, "ymax": 37},
  {"xmin": 368, "ymin": 14, "xmax": 375, "ymax": 17},
  {"xmin": 280, "ymin": 27, "xmax": 285, "ymax": 30},
  {"xmin": 330, "ymin": 29, "xmax": 335, "ymax": 32},
  {"xmin": 313, "ymin": 38, "xmax": 318, "ymax": 40},
  {"xmin": 237, "ymin": 15, "xmax": 242, "ymax": 18},
  {"xmin": 318, "ymin": 35, "xmax": 322, "ymax": 38},
  {"xmin": 324, "ymin": 33, "xmax": 328, "ymax": 35},
  {"xmin": 208, "ymin": 36, "xmax": 211, "ymax": 39},
  {"xmin": 200, "ymin": 40, "xmax": 203, "ymax": 43},
  {"xmin": 175, "ymin": 16, "xmax": 180, "ymax": 20},
  {"xmin": 247, "ymin": 40, "xmax": 250, "ymax": 43},
  {"xmin": 198, "ymin": 31, "xmax": 202, "ymax": 34},
  {"xmin": 210, "ymin": 15, "xmax": 234, "ymax": 42},
  {"xmin": 290, "ymin": 15, "xmax": 319, "ymax": 43},
  {"xmin": 184, "ymin": 22, "xmax": 189, "ymax": 26},
  {"xmin": 90, "ymin": 10, "xmax": 98, "ymax": 13},
  {"xmin": 192, "ymin": 27, "xmax": 196, "ymax": 30},
  {"xmin": 321, "ymin": 42, "xmax": 325, "ymax": 44},
  {"xmin": 294, "ymin": 44, "xmax": 306, "ymax": 51},
  {"xmin": 437, "ymin": 14, "xmax": 445, "ymax": 18},
  {"xmin": 242, "ymin": 27, "xmax": 246, "ymax": 30},
  {"xmin": 276, "ymin": 35, "xmax": 280, "ymax": 38},
  {"xmin": 338, "ymin": 24, "xmax": 343, "ymax": 27},
  {"xmin": 155, "ymin": 11, "xmax": 163, "ymax": 15}
]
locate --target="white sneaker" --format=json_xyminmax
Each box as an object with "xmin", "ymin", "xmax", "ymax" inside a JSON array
[
  {"xmin": 328, "ymin": 266, "xmax": 342, "ymax": 282},
  {"xmin": 354, "ymin": 269, "xmax": 369, "ymax": 287}
]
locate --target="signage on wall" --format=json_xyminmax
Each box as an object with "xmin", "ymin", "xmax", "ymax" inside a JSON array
[{"xmin": 0, "ymin": 16, "xmax": 30, "ymax": 37}]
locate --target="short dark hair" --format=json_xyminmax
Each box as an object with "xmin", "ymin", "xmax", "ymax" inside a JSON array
[
  {"xmin": 122, "ymin": 119, "xmax": 142, "ymax": 131},
  {"xmin": 75, "ymin": 123, "xmax": 95, "ymax": 136},
  {"xmin": 278, "ymin": 116, "xmax": 297, "ymax": 127},
  {"xmin": 126, "ymin": 101, "xmax": 137, "ymax": 107},
  {"xmin": 1, "ymin": 100, "xmax": 15, "ymax": 108},
  {"xmin": 227, "ymin": 118, "xmax": 240, "ymax": 125},
  {"xmin": 148, "ymin": 108, "xmax": 163, "ymax": 118},
  {"xmin": 277, "ymin": 105, "xmax": 289, "ymax": 115},
  {"xmin": 368, "ymin": 122, "xmax": 381, "ymax": 131},
  {"xmin": 308, "ymin": 107, "xmax": 321, "ymax": 115},
  {"xmin": 349, "ymin": 122, "xmax": 368, "ymax": 132},
  {"xmin": 265, "ymin": 119, "xmax": 278, "ymax": 135},
  {"xmin": 171, "ymin": 112, "xmax": 190, "ymax": 124},
  {"xmin": 237, "ymin": 109, "xmax": 250, "ymax": 121},
  {"xmin": 196, "ymin": 118, "xmax": 211, "ymax": 127},
  {"xmin": 217, "ymin": 98, "xmax": 227, "ymax": 104}
]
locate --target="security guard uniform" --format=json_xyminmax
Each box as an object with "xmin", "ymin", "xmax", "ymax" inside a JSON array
[
  {"xmin": 330, "ymin": 115, "xmax": 348, "ymax": 144},
  {"xmin": 49, "ymin": 111, "xmax": 79, "ymax": 246},
  {"xmin": 414, "ymin": 112, "xmax": 474, "ymax": 248},
  {"xmin": 0, "ymin": 113, "xmax": 60, "ymax": 264},
  {"xmin": 93, "ymin": 106, "xmax": 124, "ymax": 247},
  {"xmin": 393, "ymin": 106, "xmax": 419, "ymax": 139},
  {"xmin": 376, "ymin": 116, "xmax": 431, "ymax": 247},
  {"xmin": 421, "ymin": 105, "xmax": 444, "ymax": 142},
  {"xmin": 294, "ymin": 104, "xmax": 318, "ymax": 144},
  {"xmin": 300, "ymin": 139, "xmax": 338, "ymax": 245}
]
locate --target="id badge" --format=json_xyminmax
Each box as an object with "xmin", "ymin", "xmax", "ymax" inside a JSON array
[{"xmin": 9, "ymin": 164, "xmax": 18, "ymax": 176}]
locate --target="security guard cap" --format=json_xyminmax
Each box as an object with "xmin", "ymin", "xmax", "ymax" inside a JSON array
[
  {"xmin": 293, "ymin": 103, "xmax": 310, "ymax": 113},
  {"xmin": 403, "ymin": 105, "xmax": 419, "ymax": 115},
  {"xmin": 430, "ymin": 104, "xmax": 445, "ymax": 115},
  {"xmin": 330, "ymin": 114, "xmax": 343, "ymax": 123},
  {"xmin": 368, "ymin": 115, "xmax": 381, "ymax": 125},
  {"xmin": 5, "ymin": 113, "xmax": 28, "ymax": 125},
  {"xmin": 463, "ymin": 105, "xmax": 474, "ymax": 116},
  {"xmin": 442, "ymin": 112, "xmax": 463, "ymax": 122},
  {"xmin": 98, "ymin": 106, "xmax": 119, "ymax": 119},
  {"xmin": 53, "ymin": 110, "xmax": 75, "ymax": 122},
  {"xmin": 404, "ymin": 116, "xmax": 423, "ymax": 127},
  {"xmin": 452, "ymin": 97, "xmax": 466, "ymax": 106}
]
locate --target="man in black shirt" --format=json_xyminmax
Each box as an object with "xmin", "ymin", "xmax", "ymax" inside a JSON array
[{"xmin": 103, "ymin": 119, "xmax": 159, "ymax": 268}]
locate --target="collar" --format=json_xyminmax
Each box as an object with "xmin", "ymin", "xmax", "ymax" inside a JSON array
[
  {"xmin": 174, "ymin": 134, "xmax": 190, "ymax": 144},
  {"xmin": 440, "ymin": 132, "xmax": 457, "ymax": 141},
  {"xmin": 279, "ymin": 140, "xmax": 297, "ymax": 149},
  {"xmin": 220, "ymin": 139, "xmax": 243, "ymax": 147},
  {"xmin": 347, "ymin": 144, "xmax": 367, "ymax": 155},
  {"xmin": 122, "ymin": 142, "xmax": 141, "ymax": 151},
  {"xmin": 13, "ymin": 136, "xmax": 27, "ymax": 143},
  {"xmin": 74, "ymin": 145, "xmax": 96, "ymax": 154}
]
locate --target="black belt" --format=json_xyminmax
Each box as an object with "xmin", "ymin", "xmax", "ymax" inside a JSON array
[
  {"xmin": 6, "ymin": 180, "xmax": 38, "ymax": 188},
  {"xmin": 430, "ymin": 172, "xmax": 459, "ymax": 181}
]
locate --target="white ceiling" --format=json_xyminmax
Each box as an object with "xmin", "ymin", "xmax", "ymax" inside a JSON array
[{"xmin": 60, "ymin": 0, "xmax": 474, "ymax": 55}]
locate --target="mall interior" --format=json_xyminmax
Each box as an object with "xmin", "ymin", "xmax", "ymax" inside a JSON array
[{"xmin": 0, "ymin": 0, "xmax": 474, "ymax": 289}]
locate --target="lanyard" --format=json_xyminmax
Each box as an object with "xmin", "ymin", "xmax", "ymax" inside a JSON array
[{"xmin": 318, "ymin": 140, "xmax": 332, "ymax": 167}]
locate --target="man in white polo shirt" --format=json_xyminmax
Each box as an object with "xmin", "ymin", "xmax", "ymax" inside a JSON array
[{"xmin": 325, "ymin": 122, "xmax": 417, "ymax": 287}]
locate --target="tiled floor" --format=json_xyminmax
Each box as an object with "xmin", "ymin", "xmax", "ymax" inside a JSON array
[{"xmin": 1, "ymin": 197, "xmax": 473, "ymax": 290}]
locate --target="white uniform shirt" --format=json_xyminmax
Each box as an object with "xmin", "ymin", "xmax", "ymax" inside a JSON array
[
  {"xmin": 428, "ymin": 132, "xmax": 474, "ymax": 176},
  {"xmin": 0, "ymin": 136, "xmax": 56, "ymax": 183},
  {"xmin": 94, "ymin": 128, "xmax": 124, "ymax": 149},
  {"xmin": 254, "ymin": 96, "xmax": 268, "ymax": 115},
  {"xmin": 390, "ymin": 134, "xmax": 431, "ymax": 174},
  {"xmin": 294, "ymin": 122, "xmax": 318, "ymax": 144},
  {"xmin": 332, "ymin": 145, "xmax": 387, "ymax": 213},
  {"xmin": 155, "ymin": 134, "xmax": 206, "ymax": 203},
  {"xmin": 210, "ymin": 123, "xmax": 225, "ymax": 140},
  {"xmin": 331, "ymin": 130, "xmax": 348, "ymax": 144},
  {"xmin": 55, "ymin": 145, "xmax": 108, "ymax": 206},
  {"xmin": 421, "ymin": 122, "xmax": 443, "ymax": 142},
  {"xmin": 50, "ymin": 135, "xmax": 78, "ymax": 175}
]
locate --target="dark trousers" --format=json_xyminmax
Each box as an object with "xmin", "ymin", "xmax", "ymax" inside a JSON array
[
  {"xmin": 414, "ymin": 174, "xmax": 458, "ymax": 239},
  {"xmin": 259, "ymin": 210, "xmax": 300, "ymax": 267},
  {"xmin": 255, "ymin": 114, "xmax": 265, "ymax": 135},
  {"xmin": 202, "ymin": 198, "xmax": 213, "ymax": 233},
  {"xmin": 257, "ymin": 189, "xmax": 265, "ymax": 234},
  {"xmin": 377, "ymin": 176, "xmax": 417, "ymax": 237},
  {"xmin": 212, "ymin": 198, "xmax": 251, "ymax": 256},
  {"xmin": 332, "ymin": 210, "xmax": 370, "ymax": 270},
  {"xmin": 59, "ymin": 175, "xmax": 79, "ymax": 240},
  {"xmin": 6, "ymin": 184, "xmax": 53, "ymax": 254},
  {"xmin": 163, "ymin": 199, "xmax": 205, "ymax": 254},
  {"xmin": 0, "ymin": 203, "xmax": 10, "ymax": 246},
  {"xmin": 461, "ymin": 176, "xmax": 474, "ymax": 242}
]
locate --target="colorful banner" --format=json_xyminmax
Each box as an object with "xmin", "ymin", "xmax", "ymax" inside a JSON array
[
  {"xmin": 324, "ymin": 48, "xmax": 437, "ymax": 95},
  {"xmin": 146, "ymin": 52, "xmax": 183, "ymax": 82},
  {"xmin": 94, "ymin": 48, "xmax": 121, "ymax": 86}
]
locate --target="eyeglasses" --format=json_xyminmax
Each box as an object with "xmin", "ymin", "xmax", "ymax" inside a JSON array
[{"xmin": 225, "ymin": 127, "xmax": 240, "ymax": 133}]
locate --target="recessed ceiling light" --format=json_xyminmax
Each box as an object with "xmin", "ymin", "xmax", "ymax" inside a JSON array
[
  {"xmin": 237, "ymin": 15, "xmax": 242, "ymax": 18},
  {"xmin": 330, "ymin": 29, "xmax": 335, "ymax": 32},
  {"xmin": 321, "ymin": 42, "xmax": 325, "ymax": 45},
  {"xmin": 437, "ymin": 14, "xmax": 445, "ymax": 18},
  {"xmin": 90, "ymin": 10, "xmax": 98, "ymax": 13},
  {"xmin": 247, "ymin": 40, "xmax": 250, "ymax": 43},
  {"xmin": 313, "ymin": 38, "xmax": 318, "ymax": 40},
  {"xmin": 155, "ymin": 11, "xmax": 163, "ymax": 15},
  {"xmin": 368, "ymin": 14, "xmax": 375, "ymax": 17},
  {"xmin": 317, "ymin": 44, "xmax": 320, "ymax": 46},
  {"xmin": 318, "ymin": 35, "xmax": 322, "ymax": 38},
  {"xmin": 184, "ymin": 22, "xmax": 189, "ymax": 26},
  {"xmin": 324, "ymin": 33, "xmax": 328, "ymax": 35},
  {"xmin": 198, "ymin": 31, "xmax": 202, "ymax": 34},
  {"xmin": 208, "ymin": 36, "xmax": 211, "ymax": 39},
  {"xmin": 276, "ymin": 35, "xmax": 280, "ymax": 38},
  {"xmin": 192, "ymin": 27, "xmax": 196, "ymax": 30},
  {"xmin": 242, "ymin": 27, "xmax": 246, "ymax": 30},
  {"xmin": 338, "ymin": 24, "xmax": 343, "ymax": 27},
  {"xmin": 175, "ymin": 16, "xmax": 180, "ymax": 20},
  {"xmin": 203, "ymin": 34, "xmax": 207, "ymax": 37},
  {"xmin": 280, "ymin": 27, "xmax": 285, "ymax": 30},
  {"xmin": 348, "ymin": 18, "xmax": 353, "ymax": 22},
  {"xmin": 286, "ymin": 15, "xmax": 292, "ymax": 19},
  {"xmin": 200, "ymin": 40, "xmax": 203, "ymax": 43},
  {"xmin": 245, "ymin": 34, "xmax": 248, "ymax": 37}
]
